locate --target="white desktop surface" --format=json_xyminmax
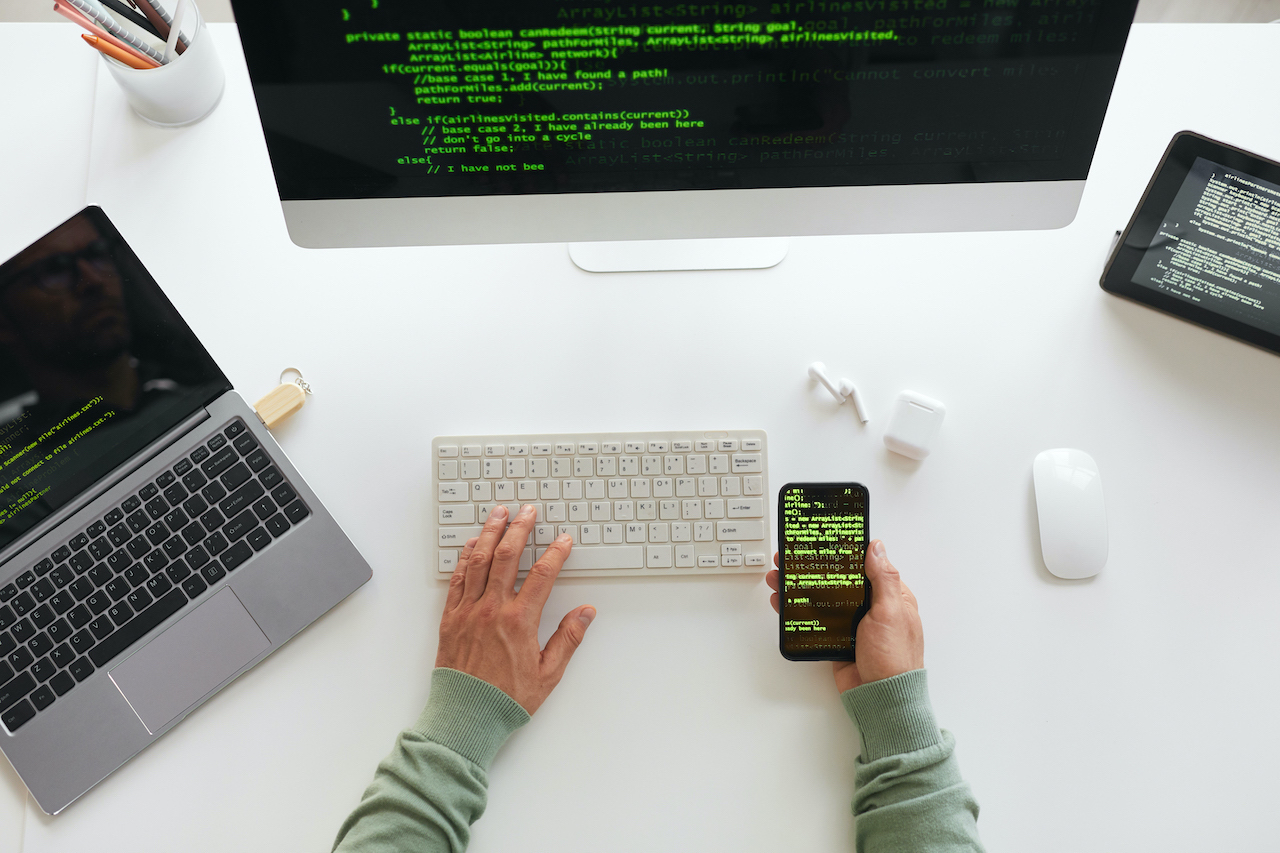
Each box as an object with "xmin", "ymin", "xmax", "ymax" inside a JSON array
[{"xmin": 3, "ymin": 21, "xmax": 1280, "ymax": 853}]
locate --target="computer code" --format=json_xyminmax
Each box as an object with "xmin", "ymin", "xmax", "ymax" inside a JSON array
[
  {"xmin": 780, "ymin": 484, "xmax": 866, "ymax": 656},
  {"xmin": 233, "ymin": 0, "xmax": 1137, "ymax": 198},
  {"xmin": 1132, "ymin": 157, "xmax": 1280, "ymax": 335},
  {"xmin": 0, "ymin": 400, "xmax": 113, "ymax": 532}
]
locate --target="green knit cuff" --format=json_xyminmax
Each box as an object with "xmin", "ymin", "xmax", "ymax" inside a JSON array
[
  {"xmin": 414, "ymin": 668, "xmax": 531, "ymax": 770},
  {"xmin": 841, "ymin": 669, "xmax": 941, "ymax": 762}
]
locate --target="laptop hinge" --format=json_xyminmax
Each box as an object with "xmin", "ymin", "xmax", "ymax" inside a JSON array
[{"xmin": 0, "ymin": 407, "xmax": 211, "ymax": 572}]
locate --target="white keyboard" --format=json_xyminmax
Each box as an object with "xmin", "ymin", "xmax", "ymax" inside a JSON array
[{"xmin": 432, "ymin": 431, "xmax": 770, "ymax": 578}]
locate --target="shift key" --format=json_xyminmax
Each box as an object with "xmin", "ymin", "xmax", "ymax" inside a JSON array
[{"xmin": 716, "ymin": 520, "xmax": 764, "ymax": 541}]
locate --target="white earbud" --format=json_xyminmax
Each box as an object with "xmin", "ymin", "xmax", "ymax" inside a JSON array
[{"xmin": 808, "ymin": 362, "xmax": 870, "ymax": 424}]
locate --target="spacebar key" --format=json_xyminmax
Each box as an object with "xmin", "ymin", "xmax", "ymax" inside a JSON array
[
  {"xmin": 556, "ymin": 546, "xmax": 644, "ymax": 570},
  {"xmin": 89, "ymin": 589, "xmax": 187, "ymax": 668}
]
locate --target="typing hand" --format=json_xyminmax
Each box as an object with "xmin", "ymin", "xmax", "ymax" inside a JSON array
[
  {"xmin": 768, "ymin": 540, "xmax": 924, "ymax": 694},
  {"xmin": 436, "ymin": 504, "xmax": 596, "ymax": 714}
]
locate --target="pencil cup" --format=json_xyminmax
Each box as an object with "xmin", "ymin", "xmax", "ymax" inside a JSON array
[{"xmin": 100, "ymin": 3, "xmax": 224, "ymax": 127}]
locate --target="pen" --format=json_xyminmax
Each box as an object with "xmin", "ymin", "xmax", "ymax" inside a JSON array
[
  {"xmin": 64, "ymin": 0, "xmax": 167, "ymax": 64},
  {"xmin": 99, "ymin": 0, "xmax": 162, "ymax": 40},
  {"xmin": 134, "ymin": 0, "xmax": 188, "ymax": 53},
  {"xmin": 81, "ymin": 33, "xmax": 159, "ymax": 68},
  {"xmin": 53, "ymin": 1, "xmax": 157, "ymax": 67},
  {"xmin": 162, "ymin": 0, "xmax": 187, "ymax": 62}
]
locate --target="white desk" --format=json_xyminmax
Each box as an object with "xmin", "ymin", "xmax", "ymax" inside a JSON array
[{"xmin": 4, "ymin": 21, "xmax": 1280, "ymax": 852}]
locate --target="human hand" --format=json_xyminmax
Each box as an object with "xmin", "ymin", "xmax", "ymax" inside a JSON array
[
  {"xmin": 768, "ymin": 540, "xmax": 923, "ymax": 694},
  {"xmin": 436, "ymin": 504, "xmax": 596, "ymax": 714}
]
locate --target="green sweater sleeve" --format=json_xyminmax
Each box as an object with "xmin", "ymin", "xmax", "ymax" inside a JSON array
[
  {"xmin": 841, "ymin": 670, "xmax": 985, "ymax": 853},
  {"xmin": 332, "ymin": 668, "xmax": 530, "ymax": 853}
]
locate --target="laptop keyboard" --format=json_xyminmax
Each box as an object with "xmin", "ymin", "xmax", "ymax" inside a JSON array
[{"xmin": 0, "ymin": 418, "xmax": 309, "ymax": 734}]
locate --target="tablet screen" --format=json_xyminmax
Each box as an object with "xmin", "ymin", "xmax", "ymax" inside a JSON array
[{"xmin": 1130, "ymin": 156, "xmax": 1280, "ymax": 335}]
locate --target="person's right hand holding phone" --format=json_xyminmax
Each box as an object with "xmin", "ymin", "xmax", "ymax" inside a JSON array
[{"xmin": 768, "ymin": 540, "xmax": 924, "ymax": 693}]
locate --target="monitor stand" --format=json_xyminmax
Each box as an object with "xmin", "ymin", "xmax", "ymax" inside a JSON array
[{"xmin": 568, "ymin": 237, "xmax": 789, "ymax": 273}]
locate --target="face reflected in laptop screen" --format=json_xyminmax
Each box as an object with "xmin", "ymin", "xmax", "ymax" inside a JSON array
[{"xmin": 0, "ymin": 208, "xmax": 231, "ymax": 551}]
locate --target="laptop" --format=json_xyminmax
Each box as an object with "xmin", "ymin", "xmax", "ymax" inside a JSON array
[{"xmin": 0, "ymin": 207, "xmax": 372, "ymax": 813}]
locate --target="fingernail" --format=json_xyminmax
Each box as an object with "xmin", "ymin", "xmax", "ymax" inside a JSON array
[
  {"xmin": 557, "ymin": 533, "xmax": 573, "ymax": 544},
  {"xmin": 491, "ymin": 505, "xmax": 508, "ymax": 521},
  {"xmin": 578, "ymin": 606, "xmax": 596, "ymax": 628},
  {"xmin": 519, "ymin": 504, "xmax": 535, "ymax": 518},
  {"xmin": 872, "ymin": 540, "xmax": 885, "ymax": 557}
]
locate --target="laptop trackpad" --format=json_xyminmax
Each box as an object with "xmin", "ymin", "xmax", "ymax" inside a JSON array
[{"xmin": 110, "ymin": 588, "xmax": 270, "ymax": 735}]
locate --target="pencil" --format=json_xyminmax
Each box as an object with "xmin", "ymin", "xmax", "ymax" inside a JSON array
[
  {"xmin": 81, "ymin": 33, "xmax": 159, "ymax": 68},
  {"xmin": 134, "ymin": 0, "xmax": 188, "ymax": 53},
  {"xmin": 100, "ymin": 0, "xmax": 162, "ymax": 40},
  {"xmin": 53, "ymin": 2, "xmax": 158, "ymax": 67},
  {"xmin": 64, "ymin": 0, "xmax": 167, "ymax": 64}
]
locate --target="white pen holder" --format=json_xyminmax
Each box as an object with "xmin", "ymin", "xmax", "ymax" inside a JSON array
[{"xmin": 100, "ymin": 3, "xmax": 224, "ymax": 127}]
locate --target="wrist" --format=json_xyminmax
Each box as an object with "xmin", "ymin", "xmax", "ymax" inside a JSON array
[
  {"xmin": 415, "ymin": 668, "xmax": 531, "ymax": 769},
  {"xmin": 840, "ymin": 669, "xmax": 940, "ymax": 762}
]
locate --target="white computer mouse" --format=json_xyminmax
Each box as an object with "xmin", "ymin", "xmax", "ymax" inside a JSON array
[{"xmin": 1032, "ymin": 448, "xmax": 1108, "ymax": 579}]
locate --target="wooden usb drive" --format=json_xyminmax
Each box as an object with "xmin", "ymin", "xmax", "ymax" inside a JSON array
[{"xmin": 254, "ymin": 369, "xmax": 311, "ymax": 429}]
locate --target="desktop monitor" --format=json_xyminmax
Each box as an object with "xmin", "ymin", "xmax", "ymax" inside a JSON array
[{"xmin": 231, "ymin": 0, "xmax": 1140, "ymax": 249}]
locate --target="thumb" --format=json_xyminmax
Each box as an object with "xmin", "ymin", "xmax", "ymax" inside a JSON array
[
  {"xmin": 541, "ymin": 605, "xmax": 596, "ymax": 679},
  {"xmin": 864, "ymin": 540, "xmax": 902, "ymax": 613}
]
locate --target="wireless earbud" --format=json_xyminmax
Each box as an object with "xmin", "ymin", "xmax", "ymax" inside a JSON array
[{"xmin": 807, "ymin": 362, "xmax": 870, "ymax": 424}]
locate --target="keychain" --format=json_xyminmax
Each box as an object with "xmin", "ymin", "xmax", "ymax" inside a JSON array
[{"xmin": 254, "ymin": 368, "xmax": 312, "ymax": 429}]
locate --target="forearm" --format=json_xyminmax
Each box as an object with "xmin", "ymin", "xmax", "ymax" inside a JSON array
[
  {"xmin": 333, "ymin": 668, "xmax": 530, "ymax": 853},
  {"xmin": 843, "ymin": 670, "xmax": 984, "ymax": 853}
]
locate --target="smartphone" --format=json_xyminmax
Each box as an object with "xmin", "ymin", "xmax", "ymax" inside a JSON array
[{"xmin": 778, "ymin": 482, "xmax": 871, "ymax": 661}]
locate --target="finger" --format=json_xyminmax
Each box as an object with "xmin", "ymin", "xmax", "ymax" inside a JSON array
[
  {"xmin": 518, "ymin": 534, "xmax": 573, "ymax": 612},
  {"xmin": 444, "ymin": 537, "xmax": 478, "ymax": 612},
  {"xmin": 463, "ymin": 505, "xmax": 509, "ymax": 601},
  {"xmin": 770, "ymin": 592, "xmax": 779, "ymax": 614},
  {"xmin": 766, "ymin": 569, "xmax": 779, "ymax": 592},
  {"xmin": 900, "ymin": 580, "xmax": 919, "ymax": 611},
  {"xmin": 486, "ymin": 505, "xmax": 537, "ymax": 597},
  {"xmin": 541, "ymin": 604, "xmax": 596, "ymax": 681},
  {"xmin": 773, "ymin": 551, "xmax": 779, "ymax": 568},
  {"xmin": 864, "ymin": 540, "xmax": 903, "ymax": 614}
]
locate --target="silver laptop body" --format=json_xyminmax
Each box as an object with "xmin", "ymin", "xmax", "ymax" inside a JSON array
[{"xmin": 0, "ymin": 209, "xmax": 372, "ymax": 813}]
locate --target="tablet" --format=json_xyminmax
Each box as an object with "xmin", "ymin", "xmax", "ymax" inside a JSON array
[{"xmin": 1101, "ymin": 132, "xmax": 1280, "ymax": 355}]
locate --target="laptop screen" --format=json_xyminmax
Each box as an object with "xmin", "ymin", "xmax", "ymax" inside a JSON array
[{"xmin": 0, "ymin": 208, "xmax": 231, "ymax": 553}]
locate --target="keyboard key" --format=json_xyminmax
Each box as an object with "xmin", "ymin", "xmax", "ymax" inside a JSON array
[
  {"xmin": 233, "ymin": 432, "xmax": 257, "ymax": 453},
  {"xmin": 245, "ymin": 448, "xmax": 270, "ymax": 472},
  {"xmin": 46, "ymin": 619, "xmax": 72, "ymax": 644},
  {"xmin": 11, "ymin": 591, "xmax": 34, "ymax": 616},
  {"xmin": 146, "ymin": 574, "xmax": 173, "ymax": 598},
  {"xmin": 0, "ymin": 605, "xmax": 12, "ymax": 631},
  {"xmin": 200, "ymin": 563, "xmax": 226, "ymax": 585},
  {"xmin": 127, "ymin": 537, "xmax": 151, "ymax": 559},
  {"xmin": 201, "ymin": 508, "xmax": 226, "ymax": 531},
  {"xmin": 50, "ymin": 566, "xmax": 75, "ymax": 589},
  {"xmin": 260, "ymin": 467, "xmax": 284, "ymax": 489},
  {"xmin": 716, "ymin": 520, "xmax": 765, "ymax": 541},
  {"xmin": 270, "ymin": 483, "xmax": 297, "ymax": 506},
  {"xmin": 88, "ymin": 617, "xmax": 113, "ymax": 641},
  {"xmin": 122, "ymin": 496, "xmax": 142, "ymax": 513},
  {"xmin": 265, "ymin": 513, "xmax": 290, "ymax": 537},
  {"xmin": 106, "ymin": 578, "xmax": 131, "ymax": 602},
  {"xmin": 2, "ymin": 699, "xmax": 36, "ymax": 731},
  {"xmin": 50, "ymin": 671, "xmax": 75, "ymax": 697},
  {"xmin": 145, "ymin": 522, "xmax": 170, "ymax": 546},
  {"xmin": 126, "ymin": 510, "xmax": 149, "ymax": 534},
  {"xmin": 126, "ymin": 588, "xmax": 153, "ymax": 612},
  {"xmin": 205, "ymin": 532, "xmax": 229, "ymax": 555},
  {"xmin": 107, "ymin": 523, "xmax": 131, "ymax": 547},
  {"xmin": 182, "ymin": 521, "xmax": 208, "ymax": 546},
  {"xmin": 223, "ymin": 510, "xmax": 256, "ymax": 542},
  {"xmin": 67, "ymin": 606, "xmax": 91, "ymax": 629},
  {"xmin": 29, "ymin": 631, "xmax": 53, "ymax": 658},
  {"xmin": 181, "ymin": 575, "xmax": 207, "ymax": 599},
  {"xmin": 201, "ymin": 445, "xmax": 236, "ymax": 478},
  {"xmin": 225, "ymin": 420, "xmax": 246, "ymax": 439},
  {"xmin": 0, "ymin": 662, "xmax": 8, "ymax": 684},
  {"xmin": 284, "ymin": 500, "xmax": 310, "ymax": 524},
  {"xmin": 69, "ymin": 533, "xmax": 89, "ymax": 550},
  {"xmin": 182, "ymin": 469, "xmax": 208, "ymax": 492},
  {"xmin": 88, "ymin": 537, "xmax": 112, "ymax": 561},
  {"xmin": 220, "ymin": 541, "xmax": 253, "ymax": 572},
  {"xmin": 191, "ymin": 445, "xmax": 210, "ymax": 464},
  {"xmin": 143, "ymin": 550, "xmax": 169, "ymax": 572},
  {"xmin": 107, "ymin": 549, "xmax": 132, "ymax": 572},
  {"xmin": 30, "ymin": 684, "xmax": 55, "ymax": 711},
  {"xmin": 105, "ymin": 508, "xmax": 124, "ymax": 525},
  {"xmin": 156, "ymin": 471, "xmax": 176, "ymax": 488},
  {"xmin": 52, "ymin": 545, "xmax": 73, "ymax": 562},
  {"xmin": 88, "ymin": 564, "xmax": 112, "ymax": 587},
  {"xmin": 15, "ymin": 572, "xmax": 34, "ymax": 590},
  {"xmin": 69, "ymin": 657, "xmax": 95, "ymax": 682},
  {"xmin": 165, "ymin": 560, "xmax": 191, "ymax": 584},
  {"xmin": 219, "ymin": 479, "xmax": 264, "ymax": 517},
  {"xmin": 247, "ymin": 527, "xmax": 271, "ymax": 551},
  {"xmin": 30, "ymin": 656, "xmax": 55, "ymax": 683},
  {"xmin": 202, "ymin": 481, "xmax": 227, "ymax": 504},
  {"xmin": 107, "ymin": 602, "xmax": 134, "ymax": 627},
  {"xmin": 68, "ymin": 629, "xmax": 94, "ymax": 656},
  {"xmin": 162, "ymin": 537, "xmax": 188, "ymax": 560},
  {"xmin": 558, "ymin": 546, "xmax": 645, "ymax": 570},
  {"xmin": 139, "ymin": 484, "xmax": 159, "ymax": 501},
  {"xmin": 69, "ymin": 551, "xmax": 93, "ymax": 572},
  {"xmin": 30, "ymin": 605, "xmax": 54, "ymax": 630},
  {"xmin": 183, "ymin": 494, "xmax": 208, "ymax": 517},
  {"xmin": 8, "ymin": 647, "xmax": 34, "ymax": 672},
  {"xmin": 0, "ymin": 584, "xmax": 16, "ymax": 602},
  {"xmin": 220, "ymin": 462, "xmax": 252, "ymax": 491},
  {"xmin": 86, "ymin": 591, "xmax": 110, "ymax": 616},
  {"xmin": 252, "ymin": 496, "xmax": 277, "ymax": 521},
  {"xmin": 184, "ymin": 545, "xmax": 211, "ymax": 570},
  {"xmin": 208, "ymin": 433, "xmax": 227, "ymax": 451},
  {"xmin": 0, "ymin": 633, "xmax": 13, "ymax": 657},
  {"xmin": 49, "ymin": 642, "xmax": 74, "ymax": 669},
  {"xmin": 34, "ymin": 558, "xmax": 54, "ymax": 577},
  {"xmin": 145, "ymin": 496, "xmax": 169, "ymax": 520},
  {"xmin": 174, "ymin": 458, "xmax": 193, "ymax": 476},
  {"xmin": 11, "ymin": 618, "xmax": 34, "ymax": 643},
  {"xmin": 163, "ymin": 483, "xmax": 188, "ymax": 506},
  {"xmin": 31, "ymin": 578, "xmax": 54, "ymax": 602},
  {"xmin": 164, "ymin": 508, "xmax": 189, "ymax": 530}
]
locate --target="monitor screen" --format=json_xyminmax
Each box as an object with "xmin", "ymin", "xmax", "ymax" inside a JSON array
[
  {"xmin": 233, "ymin": 0, "xmax": 1139, "ymax": 202},
  {"xmin": 0, "ymin": 208, "xmax": 230, "ymax": 553}
]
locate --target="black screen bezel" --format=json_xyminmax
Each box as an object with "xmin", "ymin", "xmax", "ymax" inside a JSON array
[
  {"xmin": 777, "ymin": 481, "xmax": 871, "ymax": 663},
  {"xmin": 1100, "ymin": 131, "xmax": 1280, "ymax": 356}
]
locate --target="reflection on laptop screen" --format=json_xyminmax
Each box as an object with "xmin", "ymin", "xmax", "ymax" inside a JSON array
[{"xmin": 0, "ymin": 208, "xmax": 231, "ymax": 551}]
